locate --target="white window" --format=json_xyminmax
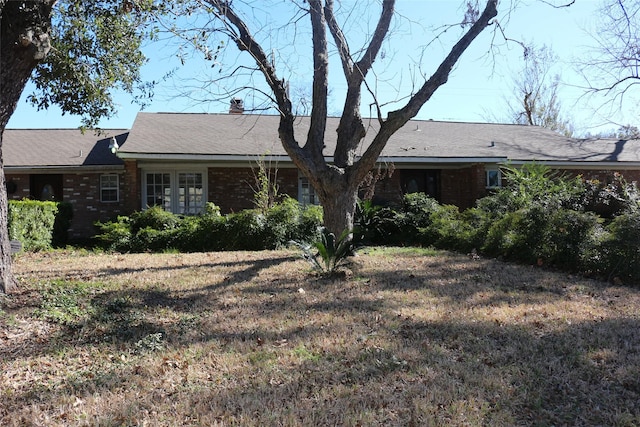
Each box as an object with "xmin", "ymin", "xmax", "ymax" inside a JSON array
[
  {"xmin": 178, "ymin": 172, "xmax": 204, "ymax": 215},
  {"xmin": 143, "ymin": 170, "xmax": 205, "ymax": 214},
  {"xmin": 100, "ymin": 174, "xmax": 119, "ymax": 202},
  {"xmin": 486, "ymin": 169, "xmax": 502, "ymax": 188},
  {"xmin": 298, "ymin": 175, "xmax": 319, "ymax": 206}
]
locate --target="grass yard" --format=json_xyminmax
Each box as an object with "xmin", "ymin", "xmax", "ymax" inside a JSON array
[{"xmin": 1, "ymin": 248, "xmax": 639, "ymax": 426}]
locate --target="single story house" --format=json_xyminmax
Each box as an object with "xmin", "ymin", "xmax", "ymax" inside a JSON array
[{"xmin": 5, "ymin": 110, "xmax": 640, "ymax": 241}]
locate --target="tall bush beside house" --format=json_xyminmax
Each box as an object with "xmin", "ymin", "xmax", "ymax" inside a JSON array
[
  {"xmin": 481, "ymin": 205, "xmax": 549, "ymax": 263},
  {"xmin": 599, "ymin": 212, "xmax": 640, "ymax": 282},
  {"xmin": 264, "ymin": 197, "xmax": 303, "ymax": 247},
  {"xmin": 538, "ymin": 209, "xmax": 601, "ymax": 271},
  {"xmin": 52, "ymin": 202, "xmax": 73, "ymax": 247},
  {"xmin": 8, "ymin": 200, "xmax": 58, "ymax": 251},
  {"xmin": 94, "ymin": 215, "xmax": 133, "ymax": 252},
  {"xmin": 420, "ymin": 205, "xmax": 485, "ymax": 253},
  {"xmin": 399, "ymin": 193, "xmax": 441, "ymax": 245},
  {"xmin": 298, "ymin": 204, "xmax": 324, "ymax": 244},
  {"xmin": 178, "ymin": 205, "xmax": 226, "ymax": 252}
]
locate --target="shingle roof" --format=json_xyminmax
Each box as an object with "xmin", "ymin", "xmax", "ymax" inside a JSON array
[
  {"xmin": 4, "ymin": 129, "xmax": 127, "ymax": 168},
  {"xmin": 120, "ymin": 112, "xmax": 640, "ymax": 164},
  {"xmin": 6, "ymin": 114, "xmax": 640, "ymax": 168}
]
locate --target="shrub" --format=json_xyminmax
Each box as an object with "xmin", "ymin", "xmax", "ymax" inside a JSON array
[
  {"xmin": 499, "ymin": 163, "xmax": 584, "ymax": 211},
  {"xmin": 482, "ymin": 204, "xmax": 549, "ymax": 263},
  {"xmin": 580, "ymin": 172, "xmax": 640, "ymax": 218},
  {"xmin": 130, "ymin": 205, "xmax": 180, "ymax": 234},
  {"xmin": 538, "ymin": 209, "xmax": 601, "ymax": 270},
  {"xmin": 298, "ymin": 204, "xmax": 324, "ymax": 243},
  {"xmin": 94, "ymin": 216, "xmax": 133, "ymax": 252},
  {"xmin": 8, "ymin": 200, "xmax": 59, "ymax": 251},
  {"xmin": 220, "ymin": 210, "xmax": 267, "ymax": 250},
  {"xmin": 421, "ymin": 204, "xmax": 483, "ymax": 253},
  {"xmin": 354, "ymin": 199, "xmax": 400, "ymax": 245},
  {"xmin": 400, "ymin": 193, "xmax": 441, "ymax": 244},
  {"xmin": 599, "ymin": 212, "xmax": 640, "ymax": 282},
  {"xmin": 52, "ymin": 201, "xmax": 73, "ymax": 247},
  {"xmin": 131, "ymin": 226, "xmax": 179, "ymax": 253},
  {"xmin": 264, "ymin": 197, "xmax": 302, "ymax": 248}
]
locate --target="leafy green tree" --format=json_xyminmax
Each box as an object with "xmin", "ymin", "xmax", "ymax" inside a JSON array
[{"xmin": 0, "ymin": 0, "xmax": 153, "ymax": 293}]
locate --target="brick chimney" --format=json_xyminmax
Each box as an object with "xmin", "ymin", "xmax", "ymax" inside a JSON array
[{"xmin": 229, "ymin": 98, "xmax": 244, "ymax": 114}]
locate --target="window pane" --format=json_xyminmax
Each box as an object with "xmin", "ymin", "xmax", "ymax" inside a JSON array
[
  {"xmin": 177, "ymin": 172, "xmax": 204, "ymax": 214},
  {"xmin": 146, "ymin": 173, "xmax": 171, "ymax": 209},
  {"xmin": 100, "ymin": 174, "xmax": 119, "ymax": 202},
  {"xmin": 299, "ymin": 177, "xmax": 318, "ymax": 206},
  {"xmin": 486, "ymin": 170, "xmax": 500, "ymax": 188}
]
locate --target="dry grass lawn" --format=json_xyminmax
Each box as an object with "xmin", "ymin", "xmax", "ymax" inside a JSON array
[{"xmin": 1, "ymin": 247, "xmax": 639, "ymax": 426}]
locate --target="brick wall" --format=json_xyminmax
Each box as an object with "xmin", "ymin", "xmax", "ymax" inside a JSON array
[
  {"xmin": 563, "ymin": 169, "xmax": 640, "ymax": 183},
  {"xmin": 370, "ymin": 165, "xmax": 488, "ymax": 209},
  {"xmin": 440, "ymin": 164, "xmax": 486, "ymax": 209},
  {"xmin": 123, "ymin": 160, "xmax": 141, "ymax": 212},
  {"xmin": 5, "ymin": 173, "xmax": 31, "ymax": 200},
  {"xmin": 62, "ymin": 172, "xmax": 126, "ymax": 241},
  {"xmin": 208, "ymin": 167, "xmax": 298, "ymax": 213},
  {"xmin": 5, "ymin": 171, "xmax": 128, "ymax": 241}
]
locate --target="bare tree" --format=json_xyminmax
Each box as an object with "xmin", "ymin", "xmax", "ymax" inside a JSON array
[
  {"xmin": 579, "ymin": 0, "xmax": 640, "ymax": 118},
  {"xmin": 161, "ymin": 0, "xmax": 499, "ymax": 236},
  {"xmin": 503, "ymin": 45, "xmax": 574, "ymax": 136}
]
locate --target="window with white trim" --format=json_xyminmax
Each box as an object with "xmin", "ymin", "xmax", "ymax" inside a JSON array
[
  {"xmin": 143, "ymin": 170, "xmax": 205, "ymax": 214},
  {"xmin": 298, "ymin": 175, "xmax": 319, "ymax": 206},
  {"xmin": 486, "ymin": 168, "xmax": 502, "ymax": 188},
  {"xmin": 178, "ymin": 172, "xmax": 204, "ymax": 215},
  {"xmin": 100, "ymin": 174, "xmax": 119, "ymax": 202}
]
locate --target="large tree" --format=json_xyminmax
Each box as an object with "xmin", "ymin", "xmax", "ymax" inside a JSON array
[
  {"xmin": 162, "ymin": 0, "xmax": 500, "ymax": 237},
  {"xmin": 0, "ymin": 0, "xmax": 152, "ymax": 293},
  {"xmin": 580, "ymin": 0, "xmax": 640, "ymax": 119},
  {"xmin": 501, "ymin": 45, "xmax": 574, "ymax": 136}
]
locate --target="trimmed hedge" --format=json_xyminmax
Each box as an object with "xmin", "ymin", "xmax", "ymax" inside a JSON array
[
  {"xmin": 8, "ymin": 200, "xmax": 70, "ymax": 251},
  {"xmin": 95, "ymin": 198, "xmax": 324, "ymax": 253}
]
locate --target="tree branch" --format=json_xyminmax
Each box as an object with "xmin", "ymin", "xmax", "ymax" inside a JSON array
[
  {"xmin": 356, "ymin": 0, "xmax": 498, "ymax": 179},
  {"xmin": 205, "ymin": 0, "xmax": 305, "ymax": 166},
  {"xmin": 333, "ymin": 0, "xmax": 395, "ymax": 167},
  {"xmin": 305, "ymin": 0, "xmax": 330, "ymax": 167}
]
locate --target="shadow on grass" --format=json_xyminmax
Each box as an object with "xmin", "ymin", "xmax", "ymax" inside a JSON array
[
  {"xmin": 8, "ymin": 315, "xmax": 637, "ymax": 426},
  {"xmin": 3, "ymin": 251, "xmax": 639, "ymax": 425}
]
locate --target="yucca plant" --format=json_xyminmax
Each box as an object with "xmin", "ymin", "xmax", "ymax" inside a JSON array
[{"xmin": 292, "ymin": 227, "xmax": 354, "ymax": 274}]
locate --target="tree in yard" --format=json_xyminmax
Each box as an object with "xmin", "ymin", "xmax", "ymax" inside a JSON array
[
  {"xmin": 495, "ymin": 44, "xmax": 574, "ymax": 136},
  {"xmin": 579, "ymin": 0, "xmax": 640, "ymax": 120},
  {"xmin": 162, "ymin": 0, "xmax": 500, "ymax": 238},
  {"xmin": 0, "ymin": 0, "xmax": 153, "ymax": 293}
]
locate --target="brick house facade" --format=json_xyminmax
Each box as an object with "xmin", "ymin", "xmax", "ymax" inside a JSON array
[{"xmin": 5, "ymin": 113, "xmax": 640, "ymax": 241}]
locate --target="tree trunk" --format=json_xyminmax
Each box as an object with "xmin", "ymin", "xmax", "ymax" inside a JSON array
[
  {"xmin": 319, "ymin": 180, "xmax": 359, "ymax": 238},
  {"xmin": 0, "ymin": 143, "xmax": 16, "ymax": 293},
  {"xmin": 0, "ymin": 1, "xmax": 54, "ymax": 293}
]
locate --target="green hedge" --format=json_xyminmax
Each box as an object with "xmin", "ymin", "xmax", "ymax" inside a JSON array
[
  {"xmin": 8, "ymin": 200, "xmax": 71, "ymax": 251},
  {"xmin": 95, "ymin": 199, "xmax": 324, "ymax": 253}
]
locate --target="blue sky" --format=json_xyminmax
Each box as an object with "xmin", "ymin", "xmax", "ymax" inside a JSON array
[{"xmin": 7, "ymin": 0, "xmax": 632, "ymax": 136}]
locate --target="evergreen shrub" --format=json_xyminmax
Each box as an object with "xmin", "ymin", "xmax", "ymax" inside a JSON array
[{"xmin": 8, "ymin": 200, "xmax": 59, "ymax": 251}]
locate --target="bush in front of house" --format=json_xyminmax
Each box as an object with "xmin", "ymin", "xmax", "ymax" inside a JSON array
[
  {"xmin": 594, "ymin": 211, "xmax": 640, "ymax": 281},
  {"xmin": 52, "ymin": 202, "xmax": 73, "ymax": 247},
  {"xmin": 8, "ymin": 200, "xmax": 59, "ymax": 251},
  {"xmin": 94, "ymin": 199, "xmax": 324, "ymax": 253},
  {"xmin": 354, "ymin": 199, "xmax": 401, "ymax": 245},
  {"xmin": 419, "ymin": 204, "xmax": 486, "ymax": 253},
  {"xmin": 538, "ymin": 209, "xmax": 602, "ymax": 271}
]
